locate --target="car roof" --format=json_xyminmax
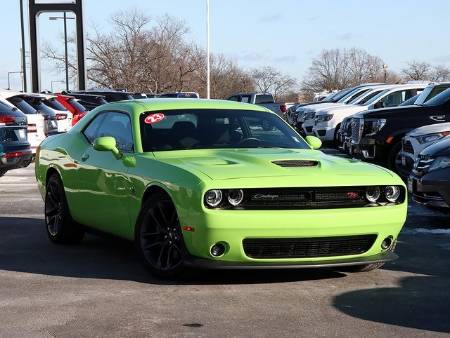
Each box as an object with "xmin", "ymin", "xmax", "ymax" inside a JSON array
[{"xmin": 97, "ymin": 98, "xmax": 271, "ymax": 114}]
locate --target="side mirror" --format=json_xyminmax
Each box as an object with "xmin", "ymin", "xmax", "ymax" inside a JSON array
[
  {"xmin": 306, "ymin": 135, "xmax": 322, "ymax": 150},
  {"xmin": 93, "ymin": 136, "xmax": 122, "ymax": 159}
]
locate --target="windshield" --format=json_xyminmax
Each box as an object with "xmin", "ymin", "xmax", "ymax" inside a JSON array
[
  {"xmin": 68, "ymin": 98, "xmax": 87, "ymax": 112},
  {"xmin": 361, "ymin": 89, "xmax": 390, "ymax": 105},
  {"xmin": 140, "ymin": 109, "xmax": 310, "ymax": 152},
  {"xmin": 423, "ymin": 88, "xmax": 450, "ymax": 107},
  {"xmin": 331, "ymin": 87, "xmax": 356, "ymax": 102},
  {"xmin": 357, "ymin": 89, "xmax": 387, "ymax": 105},
  {"xmin": 45, "ymin": 98, "xmax": 68, "ymax": 111},
  {"xmin": 8, "ymin": 97, "xmax": 37, "ymax": 114}
]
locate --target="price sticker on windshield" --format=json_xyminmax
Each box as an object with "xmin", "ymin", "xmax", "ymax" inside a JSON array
[{"xmin": 144, "ymin": 113, "xmax": 165, "ymax": 125}]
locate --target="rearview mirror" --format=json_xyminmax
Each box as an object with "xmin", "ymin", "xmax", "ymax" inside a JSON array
[
  {"xmin": 93, "ymin": 136, "xmax": 122, "ymax": 159},
  {"xmin": 305, "ymin": 135, "xmax": 322, "ymax": 150}
]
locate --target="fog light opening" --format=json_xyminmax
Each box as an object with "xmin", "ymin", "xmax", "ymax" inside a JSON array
[
  {"xmin": 381, "ymin": 236, "xmax": 393, "ymax": 250},
  {"xmin": 210, "ymin": 242, "xmax": 227, "ymax": 257}
]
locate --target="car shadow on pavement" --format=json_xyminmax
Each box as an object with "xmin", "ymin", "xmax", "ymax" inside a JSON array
[
  {"xmin": 0, "ymin": 216, "xmax": 346, "ymax": 285},
  {"xmin": 333, "ymin": 216, "xmax": 450, "ymax": 334}
]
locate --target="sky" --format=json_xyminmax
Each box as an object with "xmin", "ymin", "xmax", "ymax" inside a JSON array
[{"xmin": 1, "ymin": 0, "xmax": 450, "ymax": 92}]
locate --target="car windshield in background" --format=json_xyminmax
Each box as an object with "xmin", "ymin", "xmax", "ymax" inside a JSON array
[
  {"xmin": 332, "ymin": 87, "xmax": 357, "ymax": 101},
  {"xmin": 8, "ymin": 97, "xmax": 37, "ymax": 114},
  {"xmin": 68, "ymin": 98, "xmax": 87, "ymax": 112},
  {"xmin": 357, "ymin": 89, "xmax": 387, "ymax": 105},
  {"xmin": 423, "ymin": 85, "xmax": 450, "ymax": 103},
  {"xmin": 254, "ymin": 95, "xmax": 274, "ymax": 104},
  {"xmin": 140, "ymin": 109, "xmax": 309, "ymax": 152},
  {"xmin": 0, "ymin": 101, "xmax": 18, "ymax": 114},
  {"xmin": 45, "ymin": 98, "xmax": 68, "ymax": 111},
  {"xmin": 29, "ymin": 101, "xmax": 56, "ymax": 117},
  {"xmin": 423, "ymin": 87, "xmax": 450, "ymax": 107}
]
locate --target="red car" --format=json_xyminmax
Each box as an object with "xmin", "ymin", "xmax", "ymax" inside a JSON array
[{"xmin": 55, "ymin": 94, "xmax": 88, "ymax": 126}]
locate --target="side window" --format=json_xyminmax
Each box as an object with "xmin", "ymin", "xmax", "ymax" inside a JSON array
[
  {"xmin": 228, "ymin": 96, "xmax": 239, "ymax": 101},
  {"xmin": 83, "ymin": 114, "xmax": 105, "ymax": 143},
  {"xmin": 382, "ymin": 90, "xmax": 408, "ymax": 107},
  {"xmin": 83, "ymin": 112, "xmax": 134, "ymax": 152}
]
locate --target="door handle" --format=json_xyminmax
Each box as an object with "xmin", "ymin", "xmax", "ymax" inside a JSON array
[
  {"xmin": 430, "ymin": 115, "xmax": 445, "ymax": 122},
  {"xmin": 81, "ymin": 153, "xmax": 90, "ymax": 162}
]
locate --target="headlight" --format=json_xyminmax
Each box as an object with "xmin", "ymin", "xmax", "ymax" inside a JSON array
[
  {"xmin": 384, "ymin": 186, "xmax": 400, "ymax": 203},
  {"xmin": 416, "ymin": 131, "xmax": 450, "ymax": 144},
  {"xmin": 316, "ymin": 114, "xmax": 333, "ymax": 122},
  {"xmin": 365, "ymin": 186, "xmax": 381, "ymax": 203},
  {"xmin": 365, "ymin": 119, "xmax": 386, "ymax": 136},
  {"xmin": 428, "ymin": 156, "xmax": 450, "ymax": 172},
  {"xmin": 227, "ymin": 189, "xmax": 244, "ymax": 206},
  {"xmin": 205, "ymin": 189, "xmax": 223, "ymax": 207}
]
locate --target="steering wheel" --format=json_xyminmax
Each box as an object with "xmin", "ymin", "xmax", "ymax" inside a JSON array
[{"xmin": 237, "ymin": 137, "xmax": 262, "ymax": 147}]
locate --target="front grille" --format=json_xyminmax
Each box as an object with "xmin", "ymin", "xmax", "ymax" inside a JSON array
[
  {"xmin": 403, "ymin": 140, "xmax": 414, "ymax": 154},
  {"xmin": 272, "ymin": 160, "xmax": 318, "ymax": 167},
  {"xmin": 243, "ymin": 235, "xmax": 377, "ymax": 259},
  {"xmin": 241, "ymin": 187, "xmax": 369, "ymax": 209},
  {"xmin": 351, "ymin": 118, "xmax": 363, "ymax": 144},
  {"xmin": 305, "ymin": 126, "xmax": 313, "ymax": 133},
  {"xmin": 412, "ymin": 155, "xmax": 434, "ymax": 177}
]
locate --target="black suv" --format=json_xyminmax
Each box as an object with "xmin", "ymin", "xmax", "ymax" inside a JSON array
[
  {"xmin": 0, "ymin": 101, "xmax": 32, "ymax": 177},
  {"xmin": 408, "ymin": 136, "xmax": 450, "ymax": 210},
  {"xmin": 351, "ymin": 88, "xmax": 450, "ymax": 173},
  {"xmin": 62, "ymin": 92, "xmax": 108, "ymax": 110}
]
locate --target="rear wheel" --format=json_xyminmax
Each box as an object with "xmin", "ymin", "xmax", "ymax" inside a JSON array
[
  {"xmin": 0, "ymin": 169, "xmax": 7, "ymax": 177},
  {"xmin": 136, "ymin": 192, "xmax": 187, "ymax": 277},
  {"xmin": 45, "ymin": 173, "xmax": 84, "ymax": 244}
]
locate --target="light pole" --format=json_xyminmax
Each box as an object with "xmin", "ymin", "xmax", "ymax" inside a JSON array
[
  {"xmin": 7, "ymin": 71, "xmax": 23, "ymax": 90},
  {"xmin": 19, "ymin": 0, "xmax": 27, "ymax": 92},
  {"xmin": 51, "ymin": 80, "xmax": 65, "ymax": 93},
  {"xmin": 206, "ymin": 0, "xmax": 210, "ymax": 99},
  {"xmin": 383, "ymin": 64, "xmax": 388, "ymax": 83},
  {"xmin": 49, "ymin": 13, "xmax": 75, "ymax": 92}
]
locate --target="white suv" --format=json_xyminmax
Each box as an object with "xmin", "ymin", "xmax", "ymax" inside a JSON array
[{"xmin": 312, "ymin": 84, "xmax": 427, "ymax": 142}]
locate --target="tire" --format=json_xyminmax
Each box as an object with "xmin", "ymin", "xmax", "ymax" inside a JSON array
[
  {"xmin": 387, "ymin": 141, "xmax": 409, "ymax": 179},
  {"xmin": 135, "ymin": 192, "xmax": 187, "ymax": 277},
  {"xmin": 0, "ymin": 169, "xmax": 7, "ymax": 177},
  {"xmin": 45, "ymin": 173, "xmax": 85, "ymax": 244}
]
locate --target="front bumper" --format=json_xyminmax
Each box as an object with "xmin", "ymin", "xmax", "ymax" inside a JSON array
[
  {"xmin": 302, "ymin": 120, "xmax": 315, "ymax": 135},
  {"xmin": 181, "ymin": 204, "xmax": 407, "ymax": 266},
  {"xmin": 185, "ymin": 250, "xmax": 397, "ymax": 269},
  {"xmin": 313, "ymin": 121, "xmax": 337, "ymax": 142},
  {"xmin": 409, "ymin": 169, "xmax": 450, "ymax": 208}
]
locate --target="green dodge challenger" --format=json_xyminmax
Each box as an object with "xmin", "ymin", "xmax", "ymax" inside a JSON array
[{"xmin": 35, "ymin": 99, "xmax": 407, "ymax": 276}]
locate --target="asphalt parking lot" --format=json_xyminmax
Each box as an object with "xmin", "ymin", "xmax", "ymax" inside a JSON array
[{"xmin": 1, "ymin": 163, "xmax": 449, "ymax": 337}]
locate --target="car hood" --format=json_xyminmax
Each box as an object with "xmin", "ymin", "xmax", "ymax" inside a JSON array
[
  {"xmin": 359, "ymin": 105, "xmax": 428, "ymax": 119},
  {"xmin": 407, "ymin": 122, "xmax": 450, "ymax": 137},
  {"xmin": 421, "ymin": 136, "xmax": 450, "ymax": 157},
  {"xmin": 152, "ymin": 148, "xmax": 394, "ymax": 181},
  {"xmin": 317, "ymin": 104, "xmax": 368, "ymax": 115}
]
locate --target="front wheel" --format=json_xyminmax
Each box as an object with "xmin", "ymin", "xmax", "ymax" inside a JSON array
[
  {"xmin": 387, "ymin": 141, "xmax": 409, "ymax": 179},
  {"xmin": 136, "ymin": 193, "xmax": 187, "ymax": 277},
  {"xmin": 45, "ymin": 173, "xmax": 84, "ymax": 244}
]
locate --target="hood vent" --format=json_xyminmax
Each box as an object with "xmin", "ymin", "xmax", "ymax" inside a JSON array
[{"xmin": 272, "ymin": 160, "xmax": 319, "ymax": 168}]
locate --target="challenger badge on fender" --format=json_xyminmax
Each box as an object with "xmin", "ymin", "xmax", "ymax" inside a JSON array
[{"xmin": 144, "ymin": 113, "xmax": 165, "ymax": 125}]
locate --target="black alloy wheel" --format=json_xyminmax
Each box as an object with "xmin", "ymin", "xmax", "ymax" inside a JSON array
[
  {"xmin": 45, "ymin": 173, "xmax": 84, "ymax": 244},
  {"xmin": 137, "ymin": 193, "xmax": 186, "ymax": 277}
]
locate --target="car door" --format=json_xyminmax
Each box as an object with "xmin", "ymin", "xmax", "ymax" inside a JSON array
[{"xmin": 73, "ymin": 111, "xmax": 135, "ymax": 237}]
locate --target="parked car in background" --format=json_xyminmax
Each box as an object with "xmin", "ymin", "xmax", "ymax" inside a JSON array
[
  {"xmin": 398, "ymin": 123, "xmax": 450, "ymax": 176},
  {"xmin": 62, "ymin": 92, "xmax": 107, "ymax": 110},
  {"xmin": 350, "ymin": 87, "xmax": 450, "ymax": 174},
  {"xmin": 42, "ymin": 94, "xmax": 73, "ymax": 132},
  {"xmin": 1, "ymin": 91, "xmax": 46, "ymax": 153},
  {"xmin": 71, "ymin": 90, "xmax": 134, "ymax": 102},
  {"xmin": 56, "ymin": 94, "xmax": 88, "ymax": 125},
  {"xmin": 408, "ymin": 136, "xmax": 450, "ymax": 210},
  {"xmin": 0, "ymin": 100, "xmax": 32, "ymax": 176},
  {"xmin": 19, "ymin": 95, "xmax": 58, "ymax": 135},
  {"xmin": 298, "ymin": 83, "xmax": 385, "ymax": 134},
  {"xmin": 159, "ymin": 92, "xmax": 200, "ymax": 99},
  {"xmin": 312, "ymin": 84, "xmax": 426, "ymax": 143},
  {"xmin": 131, "ymin": 92, "xmax": 147, "ymax": 99},
  {"xmin": 227, "ymin": 92, "xmax": 291, "ymax": 116}
]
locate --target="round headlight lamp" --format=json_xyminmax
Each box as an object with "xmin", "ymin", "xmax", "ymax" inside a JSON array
[
  {"xmin": 227, "ymin": 189, "xmax": 244, "ymax": 206},
  {"xmin": 205, "ymin": 189, "xmax": 223, "ymax": 207},
  {"xmin": 385, "ymin": 186, "xmax": 400, "ymax": 203},
  {"xmin": 366, "ymin": 186, "xmax": 381, "ymax": 203}
]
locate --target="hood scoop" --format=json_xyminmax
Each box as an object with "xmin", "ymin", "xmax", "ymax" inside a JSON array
[{"xmin": 272, "ymin": 160, "xmax": 319, "ymax": 168}]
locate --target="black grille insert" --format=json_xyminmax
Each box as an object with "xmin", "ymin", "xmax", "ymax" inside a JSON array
[{"xmin": 243, "ymin": 235, "xmax": 377, "ymax": 259}]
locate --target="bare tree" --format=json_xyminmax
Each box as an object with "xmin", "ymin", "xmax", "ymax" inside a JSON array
[
  {"xmin": 302, "ymin": 48, "xmax": 388, "ymax": 92},
  {"xmin": 251, "ymin": 66, "xmax": 297, "ymax": 100},
  {"xmin": 430, "ymin": 65, "xmax": 450, "ymax": 82},
  {"xmin": 401, "ymin": 61, "xmax": 431, "ymax": 81}
]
